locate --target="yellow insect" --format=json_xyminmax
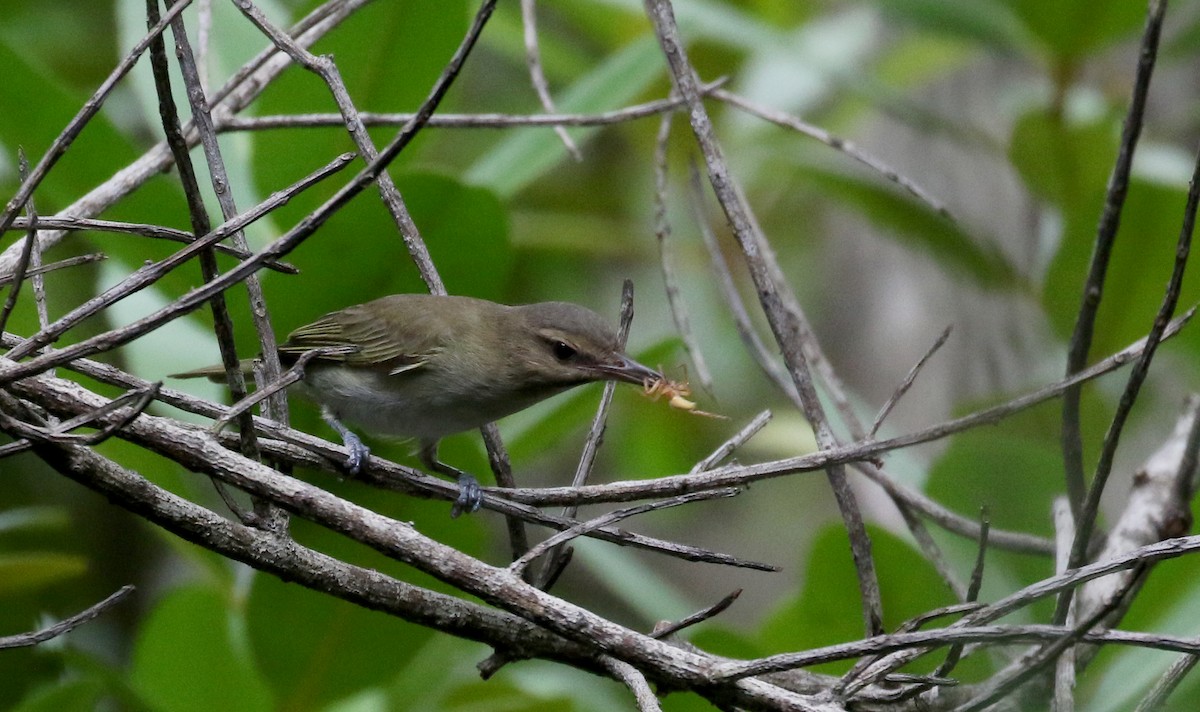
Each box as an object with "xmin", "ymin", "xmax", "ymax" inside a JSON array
[{"xmin": 642, "ymin": 371, "xmax": 727, "ymax": 419}]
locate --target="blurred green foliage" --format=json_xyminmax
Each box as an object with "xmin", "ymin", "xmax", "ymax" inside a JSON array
[{"xmin": 4, "ymin": 0, "xmax": 1200, "ymax": 710}]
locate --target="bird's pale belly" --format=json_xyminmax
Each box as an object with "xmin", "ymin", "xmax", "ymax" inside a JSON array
[{"xmin": 300, "ymin": 363, "xmax": 536, "ymax": 442}]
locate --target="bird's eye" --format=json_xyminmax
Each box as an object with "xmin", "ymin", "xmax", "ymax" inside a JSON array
[{"xmin": 551, "ymin": 340, "xmax": 577, "ymax": 361}]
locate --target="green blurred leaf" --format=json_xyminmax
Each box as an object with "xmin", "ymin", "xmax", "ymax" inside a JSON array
[
  {"xmin": 395, "ymin": 173, "xmax": 512, "ymax": 300},
  {"xmin": 247, "ymin": 572, "xmax": 435, "ymax": 712},
  {"xmin": 0, "ymin": 507, "xmax": 70, "ymax": 535},
  {"xmin": 924, "ymin": 399, "xmax": 1071, "ymax": 619},
  {"xmin": 1004, "ymin": 0, "xmax": 1148, "ymax": 60},
  {"xmin": 253, "ymin": 172, "xmax": 510, "ymax": 352},
  {"xmin": 131, "ymin": 585, "xmax": 273, "ymax": 712},
  {"xmin": 443, "ymin": 680, "xmax": 575, "ymax": 712},
  {"xmin": 868, "ymin": 0, "xmax": 1035, "ymax": 52},
  {"xmin": 1009, "ymin": 109, "xmax": 1118, "ymax": 216},
  {"xmin": 804, "ymin": 166, "xmax": 1025, "ymax": 291},
  {"xmin": 1042, "ymin": 178, "xmax": 1196, "ymax": 355},
  {"xmin": 0, "ymin": 40, "xmax": 136, "ymax": 206},
  {"xmin": 927, "ymin": 400, "xmax": 1067, "ymax": 539},
  {"xmin": 757, "ymin": 525, "xmax": 956, "ymax": 675},
  {"xmin": 11, "ymin": 678, "xmax": 105, "ymax": 712},
  {"xmin": 467, "ymin": 36, "xmax": 664, "ymax": 198},
  {"xmin": 0, "ymin": 553, "xmax": 88, "ymax": 595}
]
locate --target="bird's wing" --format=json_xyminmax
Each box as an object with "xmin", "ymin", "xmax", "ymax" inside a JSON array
[{"xmin": 280, "ymin": 302, "xmax": 441, "ymax": 373}]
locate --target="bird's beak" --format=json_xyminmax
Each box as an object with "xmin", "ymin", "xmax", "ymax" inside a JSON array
[{"xmin": 589, "ymin": 353, "xmax": 663, "ymax": 387}]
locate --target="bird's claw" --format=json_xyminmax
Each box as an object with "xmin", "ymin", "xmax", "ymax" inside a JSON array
[
  {"xmin": 342, "ymin": 431, "xmax": 370, "ymax": 475},
  {"xmin": 450, "ymin": 473, "xmax": 483, "ymax": 518}
]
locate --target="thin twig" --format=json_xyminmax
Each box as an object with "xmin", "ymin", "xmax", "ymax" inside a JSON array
[
  {"xmin": 690, "ymin": 409, "xmax": 771, "ymax": 473},
  {"xmin": 644, "ymin": 0, "xmax": 884, "ymax": 637},
  {"xmin": 687, "ymin": 161, "xmax": 795, "ymax": 398},
  {"xmin": 1058, "ymin": 89, "xmax": 1194, "ymax": 626},
  {"xmin": 871, "ymin": 325, "xmax": 952, "ymax": 437},
  {"xmin": 481, "ymin": 426, "xmax": 529, "ymax": 561},
  {"xmin": 654, "ymin": 114, "xmax": 713, "ymax": 393},
  {"xmin": 0, "ymin": 586, "xmax": 134, "ymax": 649},
  {"xmin": 1061, "ymin": 0, "xmax": 1167, "ymax": 517},
  {"xmin": 6, "ymin": 217, "xmax": 298, "ymax": 273},
  {"xmin": 0, "ymin": 0, "xmax": 194, "ymax": 242},
  {"xmin": 935, "ymin": 512, "xmax": 989, "ymax": 677},
  {"xmin": 711, "ymin": 89, "xmax": 953, "ymax": 220},
  {"xmin": 534, "ymin": 280, "xmax": 637, "ymax": 588},
  {"xmin": 0, "ymin": 151, "xmax": 40, "ymax": 336},
  {"xmin": 47, "ymin": 383, "xmax": 161, "ymax": 445},
  {"xmin": 0, "ymin": 254, "xmax": 106, "ymax": 285},
  {"xmin": 520, "ymin": 0, "xmax": 581, "ymax": 160},
  {"xmin": 510, "ymin": 489, "xmax": 741, "ymax": 578},
  {"xmin": 652, "ymin": 589, "xmax": 742, "ymax": 639},
  {"xmin": 215, "ymin": 80, "xmax": 730, "ymax": 131}
]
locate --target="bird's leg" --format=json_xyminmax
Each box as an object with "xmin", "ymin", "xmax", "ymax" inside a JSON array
[
  {"xmin": 320, "ymin": 407, "xmax": 370, "ymax": 474},
  {"xmin": 419, "ymin": 441, "xmax": 483, "ymax": 518}
]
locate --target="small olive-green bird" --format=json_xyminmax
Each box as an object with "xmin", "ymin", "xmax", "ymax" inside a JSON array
[{"xmin": 173, "ymin": 294, "xmax": 661, "ymax": 516}]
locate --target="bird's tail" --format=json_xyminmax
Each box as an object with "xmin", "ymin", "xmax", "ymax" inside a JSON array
[{"xmin": 169, "ymin": 360, "xmax": 258, "ymax": 383}]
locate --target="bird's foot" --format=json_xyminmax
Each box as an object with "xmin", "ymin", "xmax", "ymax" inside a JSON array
[
  {"xmin": 322, "ymin": 407, "xmax": 370, "ymax": 475},
  {"xmin": 450, "ymin": 473, "xmax": 483, "ymax": 518},
  {"xmin": 341, "ymin": 430, "xmax": 370, "ymax": 475}
]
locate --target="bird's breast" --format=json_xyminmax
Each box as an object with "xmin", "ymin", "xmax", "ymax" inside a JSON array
[{"xmin": 300, "ymin": 362, "xmax": 553, "ymax": 441}]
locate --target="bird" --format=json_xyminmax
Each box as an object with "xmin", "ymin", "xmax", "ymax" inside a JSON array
[{"xmin": 173, "ymin": 293, "xmax": 662, "ymax": 516}]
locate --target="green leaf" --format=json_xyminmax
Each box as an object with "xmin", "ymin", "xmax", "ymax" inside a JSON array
[
  {"xmin": 1009, "ymin": 109, "xmax": 1118, "ymax": 216},
  {"xmin": 0, "ymin": 553, "xmax": 88, "ymax": 595},
  {"xmin": 247, "ymin": 573, "xmax": 434, "ymax": 712},
  {"xmin": 1004, "ymin": 0, "xmax": 1148, "ymax": 60},
  {"xmin": 394, "ymin": 173, "xmax": 512, "ymax": 301},
  {"xmin": 466, "ymin": 36, "xmax": 664, "ymax": 198},
  {"xmin": 867, "ymin": 0, "xmax": 1036, "ymax": 52},
  {"xmin": 242, "ymin": 171, "xmax": 511, "ymax": 373},
  {"xmin": 11, "ymin": 678, "xmax": 105, "ymax": 712},
  {"xmin": 803, "ymin": 166, "xmax": 1025, "ymax": 291},
  {"xmin": 924, "ymin": 399, "xmax": 1070, "ymax": 616},
  {"xmin": 131, "ymin": 585, "xmax": 274, "ymax": 712},
  {"xmin": 0, "ymin": 507, "xmax": 69, "ymax": 535},
  {"xmin": 757, "ymin": 525, "xmax": 957, "ymax": 675},
  {"xmin": 1042, "ymin": 178, "xmax": 1197, "ymax": 356}
]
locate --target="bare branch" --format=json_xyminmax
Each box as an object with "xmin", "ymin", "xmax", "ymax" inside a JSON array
[
  {"xmin": 652, "ymin": 589, "xmax": 742, "ymax": 639},
  {"xmin": 1061, "ymin": 0, "xmax": 1167, "ymax": 516},
  {"xmin": 871, "ymin": 325, "xmax": 952, "ymax": 437},
  {"xmin": 0, "ymin": 586, "xmax": 134, "ymax": 650},
  {"xmin": 643, "ymin": 0, "xmax": 883, "ymax": 637},
  {"xmin": 712, "ymin": 89, "xmax": 952, "ymax": 220},
  {"xmin": 520, "ymin": 0, "xmax": 581, "ymax": 159},
  {"xmin": 1058, "ymin": 90, "xmax": 1195, "ymax": 625}
]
